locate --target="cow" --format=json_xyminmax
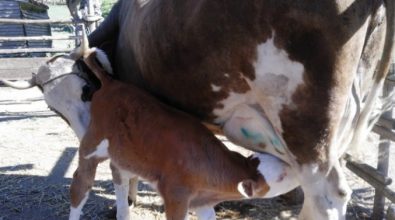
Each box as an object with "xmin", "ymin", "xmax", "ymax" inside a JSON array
[
  {"xmin": 5, "ymin": 0, "xmax": 395, "ymax": 218},
  {"xmin": 67, "ymin": 43, "xmax": 298, "ymax": 220},
  {"xmin": 72, "ymin": 0, "xmax": 395, "ymax": 219}
]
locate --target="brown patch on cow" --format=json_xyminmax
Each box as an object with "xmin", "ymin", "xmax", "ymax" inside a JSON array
[{"xmin": 115, "ymin": 0, "xmax": 275, "ymax": 121}]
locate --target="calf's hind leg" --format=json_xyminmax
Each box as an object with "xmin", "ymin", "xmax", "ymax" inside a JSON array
[
  {"xmin": 69, "ymin": 157, "xmax": 100, "ymax": 220},
  {"xmin": 110, "ymin": 163, "xmax": 132, "ymax": 220}
]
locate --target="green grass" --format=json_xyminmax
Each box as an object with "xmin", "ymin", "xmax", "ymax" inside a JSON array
[{"xmin": 101, "ymin": 0, "xmax": 117, "ymax": 17}]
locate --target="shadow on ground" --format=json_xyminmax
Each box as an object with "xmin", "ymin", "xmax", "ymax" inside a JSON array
[{"xmin": 0, "ymin": 147, "xmax": 377, "ymax": 220}]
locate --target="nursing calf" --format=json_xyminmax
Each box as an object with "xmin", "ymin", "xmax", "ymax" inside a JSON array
[{"xmin": 69, "ymin": 47, "xmax": 298, "ymax": 220}]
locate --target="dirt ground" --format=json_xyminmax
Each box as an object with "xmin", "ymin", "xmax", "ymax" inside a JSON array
[{"xmin": 0, "ymin": 86, "xmax": 394, "ymax": 220}]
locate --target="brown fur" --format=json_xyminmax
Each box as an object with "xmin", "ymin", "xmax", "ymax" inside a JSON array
[
  {"xmin": 87, "ymin": 0, "xmax": 394, "ymax": 166},
  {"xmin": 70, "ymin": 51, "xmax": 269, "ymax": 219}
]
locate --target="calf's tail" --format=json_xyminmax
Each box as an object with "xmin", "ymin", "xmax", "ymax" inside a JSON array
[{"xmin": 70, "ymin": 24, "xmax": 113, "ymax": 85}]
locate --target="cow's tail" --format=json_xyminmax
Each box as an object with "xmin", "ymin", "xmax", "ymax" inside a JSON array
[{"xmin": 348, "ymin": 0, "xmax": 395, "ymax": 153}]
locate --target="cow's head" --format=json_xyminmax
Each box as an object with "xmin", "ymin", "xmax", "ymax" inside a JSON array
[
  {"xmin": 1, "ymin": 34, "xmax": 112, "ymax": 140},
  {"xmin": 1, "ymin": 55, "xmax": 94, "ymax": 140}
]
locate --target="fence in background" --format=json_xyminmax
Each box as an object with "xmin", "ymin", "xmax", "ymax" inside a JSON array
[{"xmin": 345, "ymin": 63, "xmax": 395, "ymax": 220}]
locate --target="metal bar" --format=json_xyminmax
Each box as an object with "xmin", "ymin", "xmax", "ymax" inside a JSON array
[
  {"xmin": 0, "ymin": 36, "xmax": 80, "ymax": 41},
  {"xmin": 0, "ymin": 48, "xmax": 73, "ymax": 54}
]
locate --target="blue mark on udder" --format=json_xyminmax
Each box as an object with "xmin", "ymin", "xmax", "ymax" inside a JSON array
[
  {"xmin": 240, "ymin": 127, "xmax": 264, "ymax": 143},
  {"xmin": 270, "ymin": 138, "xmax": 282, "ymax": 147}
]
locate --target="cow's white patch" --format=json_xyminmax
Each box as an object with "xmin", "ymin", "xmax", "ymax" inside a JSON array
[
  {"xmin": 224, "ymin": 73, "xmax": 230, "ymax": 78},
  {"xmin": 254, "ymin": 153, "xmax": 299, "ymax": 198},
  {"xmin": 252, "ymin": 34, "xmax": 304, "ymax": 133},
  {"xmin": 84, "ymin": 139, "xmax": 109, "ymax": 159},
  {"xmin": 43, "ymin": 73, "xmax": 91, "ymax": 140},
  {"xmin": 212, "ymin": 33, "xmax": 304, "ymax": 161},
  {"xmin": 211, "ymin": 84, "xmax": 221, "ymax": 92},
  {"xmin": 69, "ymin": 192, "xmax": 89, "ymax": 220}
]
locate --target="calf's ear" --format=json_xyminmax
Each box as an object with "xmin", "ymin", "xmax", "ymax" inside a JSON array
[{"xmin": 237, "ymin": 179, "xmax": 256, "ymax": 198}]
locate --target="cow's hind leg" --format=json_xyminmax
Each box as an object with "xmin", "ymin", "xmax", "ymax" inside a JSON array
[
  {"xmin": 298, "ymin": 161, "xmax": 351, "ymax": 220},
  {"xmin": 69, "ymin": 157, "xmax": 99, "ymax": 220}
]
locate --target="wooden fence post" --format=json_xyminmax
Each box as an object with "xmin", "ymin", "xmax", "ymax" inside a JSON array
[
  {"xmin": 372, "ymin": 64, "xmax": 394, "ymax": 220},
  {"xmin": 388, "ymin": 204, "xmax": 395, "ymax": 220}
]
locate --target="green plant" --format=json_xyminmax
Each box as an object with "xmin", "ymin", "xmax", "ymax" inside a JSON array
[{"xmin": 101, "ymin": 0, "xmax": 117, "ymax": 17}]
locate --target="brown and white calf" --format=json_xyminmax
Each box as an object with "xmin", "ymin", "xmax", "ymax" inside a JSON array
[
  {"xmin": 0, "ymin": 52, "xmax": 141, "ymax": 210},
  {"xmin": 68, "ymin": 45, "xmax": 298, "ymax": 220},
  {"xmin": 1, "ymin": 48, "xmax": 297, "ymax": 219}
]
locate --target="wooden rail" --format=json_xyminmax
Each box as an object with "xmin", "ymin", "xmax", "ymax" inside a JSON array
[
  {"xmin": 0, "ymin": 48, "xmax": 73, "ymax": 54},
  {"xmin": 0, "ymin": 17, "xmax": 101, "ymax": 55},
  {"xmin": 0, "ymin": 36, "xmax": 79, "ymax": 41},
  {"xmin": 0, "ymin": 17, "xmax": 102, "ymax": 24}
]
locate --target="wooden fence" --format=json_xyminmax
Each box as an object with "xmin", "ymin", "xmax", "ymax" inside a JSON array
[
  {"xmin": 0, "ymin": 17, "xmax": 101, "ymax": 55},
  {"xmin": 345, "ymin": 64, "xmax": 395, "ymax": 220}
]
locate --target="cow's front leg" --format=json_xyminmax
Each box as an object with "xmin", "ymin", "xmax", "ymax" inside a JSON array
[{"xmin": 298, "ymin": 161, "xmax": 351, "ymax": 220}]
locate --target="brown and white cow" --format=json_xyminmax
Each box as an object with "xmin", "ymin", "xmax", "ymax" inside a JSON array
[
  {"xmin": 79, "ymin": 0, "xmax": 395, "ymax": 219},
  {"xmin": 5, "ymin": 0, "xmax": 395, "ymax": 218},
  {"xmin": 68, "ymin": 43, "xmax": 298, "ymax": 220}
]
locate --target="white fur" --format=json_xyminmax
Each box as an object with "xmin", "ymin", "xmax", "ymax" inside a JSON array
[
  {"xmin": 69, "ymin": 192, "xmax": 89, "ymax": 220},
  {"xmin": 40, "ymin": 60, "xmax": 91, "ymax": 140},
  {"xmin": 114, "ymin": 183, "xmax": 131, "ymax": 220},
  {"xmin": 94, "ymin": 48, "xmax": 113, "ymax": 74},
  {"xmin": 211, "ymin": 84, "xmax": 221, "ymax": 92},
  {"xmin": 298, "ymin": 163, "xmax": 351, "ymax": 220},
  {"xmin": 254, "ymin": 153, "xmax": 299, "ymax": 198},
  {"xmin": 194, "ymin": 206, "xmax": 216, "ymax": 220},
  {"xmin": 251, "ymin": 33, "xmax": 304, "ymax": 133},
  {"xmin": 84, "ymin": 139, "xmax": 110, "ymax": 159},
  {"xmin": 237, "ymin": 181, "xmax": 250, "ymax": 198}
]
